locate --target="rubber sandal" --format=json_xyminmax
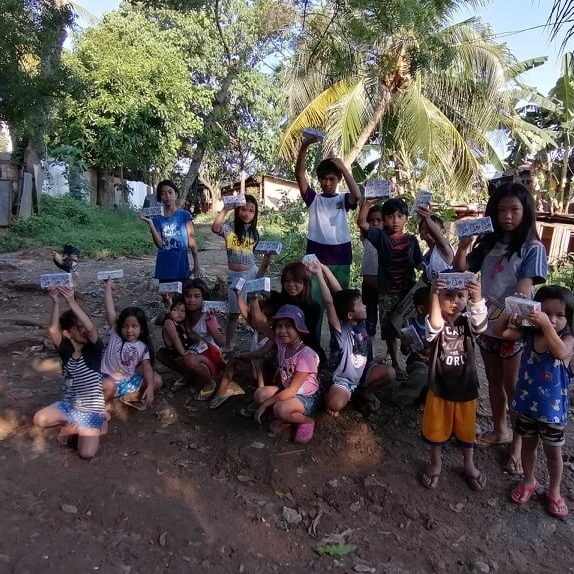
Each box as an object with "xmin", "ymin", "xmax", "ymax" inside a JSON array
[
  {"xmin": 189, "ymin": 380, "xmax": 217, "ymax": 402},
  {"xmin": 419, "ymin": 470, "xmax": 440, "ymax": 490},
  {"xmin": 475, "ymin": 432, "xmax": 512, "ymax": 448},
  {"xmin": 294, "ymin": 421, "xmax": 315, "ymax": 444},
  {"xmin": 506, "ymin": 455, "xmax": 523, "ymax": 475},
  {"xmin": 171, "ymin": 377, "xmax": 187, "ymax": 392},
  {"xmin": 510, "ymin": 481, "xmax": 539, "ymax": 505},
  {"xmin": 209, "ymin": 393, "xmax": 233, "ymax": 410},
  {"xmin": 464, "ymin": 471, "xmax": 486, "ymax": 492},
  {"xmin": 120, "ymin": 398, "xmax": 146, "ymax": 411},
  {"xmin": 546, "ymin": 493, "xmax": 569, "ymax": 518},
  {"xmin": 240, "ymin": 401, "xmax": 257, "ymax": 418}
]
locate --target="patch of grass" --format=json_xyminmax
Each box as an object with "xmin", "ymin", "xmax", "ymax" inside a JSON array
[
  {"xmin": 0, "ymin": 195, "xmax": 203, "ymax": 258},
  {"xmin": 548, "ymin": 254, "xmax": 574, "ymax": 289}
]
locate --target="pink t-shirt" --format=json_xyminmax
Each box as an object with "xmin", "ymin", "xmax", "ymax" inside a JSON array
[
  {"xmin": 101, "ymin": 330, "xmax": 150, "ymax": 380},
  {"xmin": 276, "ymin": 340, "xmax": 319, "ymax": 397}
]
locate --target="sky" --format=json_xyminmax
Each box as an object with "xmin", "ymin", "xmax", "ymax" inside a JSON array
[{"xmin": 80, "ymin": 0, "xmax": 568, "ymax": 95}]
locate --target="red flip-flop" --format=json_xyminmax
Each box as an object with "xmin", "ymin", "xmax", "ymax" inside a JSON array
[
  {"xmin": 510, "ymin": 481, "xmax": 539, "ymax": 505},
  {"xmin": 546, "ymin": 493, "xmax": 569, "ymax": 518}
]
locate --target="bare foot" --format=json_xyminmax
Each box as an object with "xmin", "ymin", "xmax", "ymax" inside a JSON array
[{"xmin": 327, "ymin": 409, "xmax": 339, "ymax": 417}]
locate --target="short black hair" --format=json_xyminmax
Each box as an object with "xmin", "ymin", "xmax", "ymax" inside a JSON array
[
  {"xmin": 333, "ymin": 289, "xmax": 361, "ymax": 322},
  {"xmin": 59, "ymin": 309, "xmax": 78, "ymax": 331},
  {"xmin": 381, "ymin": 197, "xmax": 409, "ymax": 217},
  {"xmin": 535, "ymin": 285, "xmax": 574, "ymax": 335},
  {"xmin": 316, "ymin": 159, "xmax": 342, "ymax": 180},
  {"xmin": 419, "ymin": 214, "xmax": 444, "ymax": 231},
  {"xmin": 156, "ymin": 179, "xmax": 180, "ymax": 201},
  {"xmin": 413, "ymin": 286, "xmax": 430, "ymax": 308},
  {"xmin": 169, "ymin": 294, "xmax": 185, "ymax": 310},
  {"xmin": 183, "ymin": 278, "xmax": 209, "ymax": 299}
]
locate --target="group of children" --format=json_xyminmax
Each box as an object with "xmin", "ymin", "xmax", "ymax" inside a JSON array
[{"xmin": 34, "ymin": 136, "xmax": 573, "ymax": 519}]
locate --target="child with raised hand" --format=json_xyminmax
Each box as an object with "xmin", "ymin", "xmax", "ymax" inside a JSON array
[
  {"xmin": 453, "ymin": 182, "xmax": 547, "ymax": 475},
  {"xmin": 212, "ymin": 194, "xmax": 271, "ymax": 349},
  {"xmin": 164, "ymin": 278, "xmax": 226, "ymax": 400},
  {"xmin": 296, "ymin": 137, "xmax": 360, "ymax": 355},
  {"xmin": 308, "ymin": 259, "xmax": 395, "ymax": 416},
  {"xmin": 253, "ymin": 305, "xmax": 321, "ymax": 444},
  {"xmin": 497, "ymin": 286, "xmax": 574, "ymax": 518},
  {"xmin": 361, "ymin": 204, "xmax": 384, "ymax": 337},
  {"xmin": 33, "ymin": 286, "xmax": 105, "ymax": 459},
  {"xmin": 416, "ymin": 206, "xmax": 454, "ymax": 283},
  {"xmin": 209, "ymin": 292, "xmax": 276, "ymax": 410},
  {"xmin": 358, "ymin": 197, "xmax": 423, "ymax": 375},
  {"xmin": 420, "ymin": 275, "xmax": 487, "ymax": 491},
  {"xmin": 101, "ymin": 279, "xmax": 162, "ymax": 409}
]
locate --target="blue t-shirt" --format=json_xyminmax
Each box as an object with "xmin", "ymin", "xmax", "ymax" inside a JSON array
[
  {"xmin": 152, "ymin": 210, "xmax": 193, "ymax": 282},
  {"xmin": 511, "ymin": 333, "xmax": 571, "ymax": 425}
]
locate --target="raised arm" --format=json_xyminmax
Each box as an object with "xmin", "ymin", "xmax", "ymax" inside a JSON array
[
  {"xmin": 319, "ymin": 263, "xmax": 342, "ymax": 293},
  {"xmin": 308, "ymin": 260, "xmax": 341, "ymax": 331},
  {"xmin": 186, "ymin": 220, "xmax": 201, "ymax": 278},
  {"xmin": 533, "ymin": 311, "xmax": 574, "ymax": 362},
  {"xmin": 358, "ymin": 199, "xmax": 374, "ymax": 234},
  {"xmin": 427, "ymin": 280, "xmax": 445, "ymax": 333},
  {"xmin": 295, "ymin": 136, "xmax": 320, "ymax": 198},
  {"xmin": 205, "ymin": 313, "xmax": 225, "ymax": 347},
  {"xmin": 247, "ymin": 295, "xmax": 275, "ymax": 340},
  {"xmin": 331, "ymin": 157, "xmax": 360, "ymax": 205},
  {"xmin": 453, "ymin": 237, "xmax": 473, "ymax": 271},
  {"xmin": 47, "ymin": 287, "xmax": 63, "ymax": 347},
  {"xmin": 140, "ymin": 214, "xmax": 163, "ymax": 249},
  {"xmin": 60, "ymin": 286, "xmax": 98, "ymax": 344},
  {"xmin": 103, "ymin": 278, "xmax": 117, "ymax": 327},
  {"xmin": 417, "ymin": 206, "xmax": 453, "ymax": 265},
  {"xmin": 211, "ymin": 207, "xmax": 231, "ymax": 235}
]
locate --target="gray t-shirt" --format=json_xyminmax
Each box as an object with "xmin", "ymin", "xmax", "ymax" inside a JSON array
[{"xmin": 332, "ymin": 322, "xmax": 371, "ymax": 388}]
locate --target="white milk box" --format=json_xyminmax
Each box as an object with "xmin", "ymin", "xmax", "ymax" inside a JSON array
[
  {"xmin": 97, "ymin": 270, "xmax": 124, "ymax": 281},
  {"xmin": 400, "ymin": 325, "xmax": 424, "ymax": 352},
  {"xmin": 505, "ymin": 296, "xmax": 541, "ymax": 324},
  {"xmin": 141, "ymin": 205, "xmax": 164, "ymax": 217},
  {"xmin": 438, "ymin": 272, "xmax": 476, "ymax": 290},
  {"xmin": 254, "ymin": 241, "xmax": 283, "ymax": 255},
  {"xmin": 158, "ymin": 281, "xmax": 182, "ymax": 294},
  {"xmin": 411, "ymin": 189, "xmax": 433, "ymax": 215},
  {"xmin": 302, "ymin": 128, "xmax": 327, "ymax": 140},
  {"xmin": 455, "ymin": 217, "xmax": 494, "ymax": 238},
  {"xmin": 302, "ymin": 254, "xmax": 320, "ymax": 265},
  {"xmin": 202, "ymin": 301, "xmax": 229, "ymax": 313},
  {"xmin": 364, "ymin": 179, "xmax": 391, "ymax": 199},
  {"xmin": 243, "ymin": 277, "xmax": 271, "ymax": 296},
  {"xmin": 223, "ymin": 195, "xmax": 247, "ymax": 208},
  {"xmin": 229, "ymin": 276, "xmax": 246, "ymax": 291},
  {"xmin": 40, "ymin": 273, "xmax": 73, "ymax": 289}
]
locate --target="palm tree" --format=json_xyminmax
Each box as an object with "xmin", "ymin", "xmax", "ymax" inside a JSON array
[
  {"xmin": 549, "ymin": 0, "xmax": 574, "ymax": 49},
  {"xmin": 280, "ymin": 6, "xmax": 549, "ymax": 199}
]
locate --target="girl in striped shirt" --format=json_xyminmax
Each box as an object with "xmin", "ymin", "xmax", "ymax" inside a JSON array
[{"xmin": 33, "ymin": 286, "xmax": 105, "ymax": 459}]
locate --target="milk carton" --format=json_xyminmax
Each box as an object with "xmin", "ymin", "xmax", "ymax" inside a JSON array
[
  {"xmin": 455, "ymin": 217, "xmax": 494, "ymax": 238},
  {"xmin": 158, "ymin": 281, "xmax": 183, "ymax": 294},
  {"xmin": 223, "ymin": 195, "xmax": 247, "ymax": 208},
  {"xmin": 40, "ymin": 273, "xmax": 73, "ymax": 289},
  {"xmin": 364, "ymin": 179, "xmax": 391, "ymax": 200},
  {"xmin": 97, "ymin": 270, "xmax": 124, "ymax": 281},
  {"xmin": 141, "ymin": 205, "xmax": 164, "ymax": 217},
  {"xmin": 254, "ymin": 241, "xmax": 283, "ymax": 255},
  {"xmin": 438, "ymin": 272, "xmax": 476, "ymax": 290}
]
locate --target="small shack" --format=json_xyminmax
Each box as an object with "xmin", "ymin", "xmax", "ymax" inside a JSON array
[{"xmin": 220, "ymin": 174, "xmax": 299, "ymax": 209}]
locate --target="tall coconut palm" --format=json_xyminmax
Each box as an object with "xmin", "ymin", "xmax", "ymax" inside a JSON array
[
  {"xmin": 280, "ymin": 6, "xmax": 550, "ymax": 198},
  {"xmin": 549, "ymin": 0, "xmax": 574, "ymax": 49}
]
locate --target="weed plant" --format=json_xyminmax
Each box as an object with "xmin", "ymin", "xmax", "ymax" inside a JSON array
[{"xmin": 0, "ymin": 194, "xmax": 199, "ymax": 258}]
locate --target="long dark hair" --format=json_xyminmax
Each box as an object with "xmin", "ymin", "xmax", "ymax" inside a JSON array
[
  {"xmin": 155, "ymin": 179, "xmax": 180, "ymax": 202},
  {"xmin": 117, "ymin": 307, "xmax": 154, "ymax": 364},
  {"xmin": 281, "ymin": 262, "xmax": 311, "ymax": 303},
  {"xmin": 535, "ymin": 285, "xmax": 574, "ymax": 336},
  {"xmin": 234, "ymin": 194, "xmax": 259, "ymax": 243},
  {"xmin": 472, "ymin": 183, "xmax": 539, "ymax": 266}
]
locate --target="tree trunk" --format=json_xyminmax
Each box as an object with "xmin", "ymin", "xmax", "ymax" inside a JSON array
[
  {"xmin": 559, "ymin": 144, "xmax": 571, "ymax": 213},
  {"xmin": 181, "ymin": 68, "xmax": 237, "ymax": 199},
  {"xmin": 343, "ymin": 91, "xmax": 391, "ymax": 167},
  {"xmin": 96, "ymin": 167, "xmax": 111, "ymax": 206}
]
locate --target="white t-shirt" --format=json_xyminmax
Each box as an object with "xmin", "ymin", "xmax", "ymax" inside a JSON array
[{"xmin": 101, "ymin": 330, "xmax": 150, "ymax": 380}]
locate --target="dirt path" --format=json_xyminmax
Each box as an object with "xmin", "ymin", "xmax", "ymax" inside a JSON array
[{"xmin": 0, "ymin": 225, "xmax": 573, "ymax": 573}]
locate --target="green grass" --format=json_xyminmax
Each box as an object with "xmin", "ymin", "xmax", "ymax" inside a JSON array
[{"xmin": 0, "ymin": 195, "xmax": 203, "ymax": 258}]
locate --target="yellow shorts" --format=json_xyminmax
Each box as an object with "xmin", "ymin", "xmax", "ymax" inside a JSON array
[{"xmin": 422, "ymin": 390, "xmax": 477, "ymax": 447}]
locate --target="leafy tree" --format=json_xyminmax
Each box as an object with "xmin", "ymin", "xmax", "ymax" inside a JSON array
[
  {"xmin": 0, "ymin": 0, "xmax": 74, "ymax": 161},
  {"xmin": 52, "ymin": 8, "xmax": 197, "ymax": 204}
]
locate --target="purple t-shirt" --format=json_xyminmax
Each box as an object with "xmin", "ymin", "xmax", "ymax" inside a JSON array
[{"xmin": 276, "ymin": 340, "xmax": 320, "ymax": 396}]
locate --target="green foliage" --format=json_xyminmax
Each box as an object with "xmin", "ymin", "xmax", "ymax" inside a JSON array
[
  {"xmin": 52, "ymin": 7, "xmax": 197, "ymax": 178},
  {"xmin": 0, "ymin": 0, "xmax": 74, "ymax": 151},
  {"xmin": 48, "ymin": 144, "xmax": 93, "ymax": 200},
  {"xmin": 0, "ymin": 195, "xmax": 156, "ymax": 257},
  {"xmin": 314, "ymin": 543, "xmax": 357, "ymax": 556},
  {"xmin": 548, "ymin": 253, "xmax": 574, "ymax": 289}
]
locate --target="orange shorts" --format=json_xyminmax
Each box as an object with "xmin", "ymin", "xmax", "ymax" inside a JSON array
[{"xmin": 422, "ymin": 390, "xmax": 476, "ymax": 447}]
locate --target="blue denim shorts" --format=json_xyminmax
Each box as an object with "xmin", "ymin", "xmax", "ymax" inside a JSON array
[
  {"xmin": 295, "ymin": 391, "xmax": 321, "ymax": 416},
  {"xmin": 53, "ymin": 400, "xmax": 105, "ymax": 430},
  {"xmin": 113, "ymin": 373, "xmax": 144, "ymax": 398}
]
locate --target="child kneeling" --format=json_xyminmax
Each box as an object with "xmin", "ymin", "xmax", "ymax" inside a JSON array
[
  {"xmin": 420, "ymin": 276, "xmax": 487, "ymax": 491},
  {"xmin": 253, "ymin": 305, "xmax": 321, "ymax": 444},
  {"xmin": 309, "ymin": 260, "xmax": 395, "ymax": 415}
]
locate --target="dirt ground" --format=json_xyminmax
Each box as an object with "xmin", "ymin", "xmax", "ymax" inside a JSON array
[{"xmin": 1, "ymin": 224, "xmax": 574, "ymax": 574}]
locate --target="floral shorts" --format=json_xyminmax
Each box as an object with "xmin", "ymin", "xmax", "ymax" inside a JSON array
[
  {"xmin": 477, "ymin": 335, "xmax": 524, "ymax": 359},
  {"xmin": 113, "ymin": 373, "xmax": 144, "ymax": 398}
]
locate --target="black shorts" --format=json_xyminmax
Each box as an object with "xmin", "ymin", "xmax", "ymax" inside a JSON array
[{"xmin": 514, "ymin": 413, "xmax": 565, "ymax": 446}]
